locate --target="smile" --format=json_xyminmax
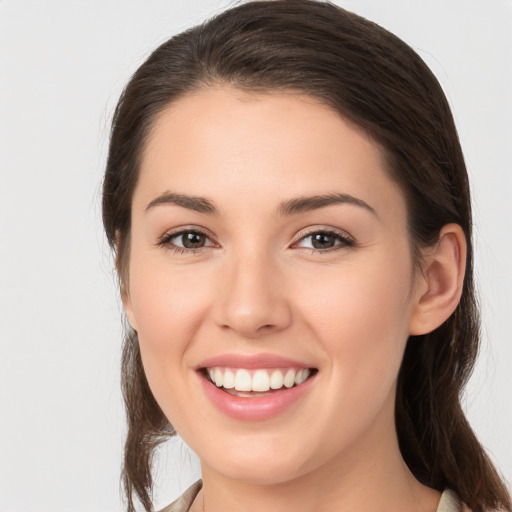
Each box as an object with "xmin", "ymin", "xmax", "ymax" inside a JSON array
[
  {"xmin": 205, "ymin": 367, "xmax": 312, "ymax": 394},
  {"xmin": 197, "ymin": 357, "xmax": 318, "ymax": 420}
]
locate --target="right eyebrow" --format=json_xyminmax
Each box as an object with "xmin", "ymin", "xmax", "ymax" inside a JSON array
[{"xmin": 145, "ymin": 192, "xmax": 217, "ymax": 214}]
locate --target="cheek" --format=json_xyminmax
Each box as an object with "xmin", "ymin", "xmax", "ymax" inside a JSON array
[
  {"xmin": 297, "ymin": 254, "xmax": 414, "ymax": 385},
  {"xmin": 126, "ymin": 255, "xmax": 219, "ymax": 426},
  {"xmin": 127, "ymin": 252, "xmax": 215, "ymax": 363}
]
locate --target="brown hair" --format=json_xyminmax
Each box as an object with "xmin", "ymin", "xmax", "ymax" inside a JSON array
[{"xmin": 102, "ymin": 1, "xmax": 511, "ymax": 511}]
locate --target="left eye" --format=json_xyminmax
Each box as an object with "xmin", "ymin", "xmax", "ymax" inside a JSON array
[{"xmin": 296, "ymin": 231, "xmax": 353, "ymax": 250}]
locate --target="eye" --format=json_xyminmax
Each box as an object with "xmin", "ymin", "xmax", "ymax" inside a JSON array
[
  {"xmin": 294, "ymin": 229, "xmax": 354, "ymax": 252},
  {"xmin": 157, "ymin": 229, "xmax": 216, "ymax": 253},
  {"xmin": 174, "ymin": 231, "xmax": 210, "ymax": 249}
]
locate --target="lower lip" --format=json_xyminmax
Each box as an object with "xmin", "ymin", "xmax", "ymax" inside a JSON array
[{"xmin": 198, "ymin": 371, "xmax": 316, "ymax": 421}]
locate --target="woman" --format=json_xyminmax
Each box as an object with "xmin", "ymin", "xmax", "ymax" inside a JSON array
[{"xmin": 102, "ymin": 1, "xmax": 511, "ymax": 511}]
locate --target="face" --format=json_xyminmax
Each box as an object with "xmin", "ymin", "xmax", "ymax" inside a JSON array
[{"xmin": 123, "ymin": 87, "xmax": 424, "ymax": 485}]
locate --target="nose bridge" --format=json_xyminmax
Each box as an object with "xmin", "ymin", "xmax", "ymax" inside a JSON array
[{"xmin": 215, "ymin": 244, "xmax": 291, "ymax": 337}]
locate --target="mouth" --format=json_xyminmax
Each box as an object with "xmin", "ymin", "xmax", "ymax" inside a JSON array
[
  {"xmin": 201, "ymin": 366, "xmax": 318, "ymax": 398},
  {"xmin": 196, "ymin": 353, "xmax": 318, "ymax": 420}
]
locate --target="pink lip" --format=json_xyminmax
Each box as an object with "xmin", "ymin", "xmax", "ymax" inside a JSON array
[{"xmin": 197, "ymin": 353, "xmax": 313, "ymax": 370}]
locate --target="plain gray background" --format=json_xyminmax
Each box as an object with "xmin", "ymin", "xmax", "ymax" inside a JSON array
[{"xmin": 1, "ymin": 1, "xmax": 511, "ymax": 510}]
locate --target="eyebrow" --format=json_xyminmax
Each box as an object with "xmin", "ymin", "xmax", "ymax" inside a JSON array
[
  {"xmin": 145, "ymin": 191, "xmax": 377, "ymax": 217},
  {"xmin": 277, "ymin": 193, "xmax": 377, "ymax": 217},
  {"xmin": 146, "ymin": 192, "xmax": 216, "ymax": 214}
]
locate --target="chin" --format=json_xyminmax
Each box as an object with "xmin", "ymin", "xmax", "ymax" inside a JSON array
[
  {"xmin": 215, "ymin": 461, "xmax": 307, "ymax": 486},
  {"xmin": 199, "ymin": 438, "xmax": 316, "ymax": 485}
]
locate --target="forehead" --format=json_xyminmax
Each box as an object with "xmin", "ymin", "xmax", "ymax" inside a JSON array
[{"xmin": 135, "ymin": 86, "xmax": 406, "ymax": 221}]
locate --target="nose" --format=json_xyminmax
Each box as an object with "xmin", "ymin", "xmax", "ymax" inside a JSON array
[{"xmin": 213, "ymin": 250, "xmax": 292, "ymax": 338}]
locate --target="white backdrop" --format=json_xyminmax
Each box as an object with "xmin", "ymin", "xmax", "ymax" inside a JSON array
[{"xmin": 0, "ymin": 1, "xmax": 510, "ymax": 511}]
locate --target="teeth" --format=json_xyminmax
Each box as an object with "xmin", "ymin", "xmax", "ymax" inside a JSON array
[
  {"xmin": 284, "ymin": 369, "xmax": 295, "ymax": 388},
  {"xmin": 223, "ymin": 369, "xmax": 235, "ymax": 389},
  {"xmin": 270, "ymin": 370, "xmax": 284, "ymax": 389},
  {"xmin": 206, "ymin": 367, "xmax": 313, "ymax": 392},
  {"xmin": 252, "ymin": 370, "xmax": 270, "ymax": 392},
  {"xmin": 234, "ymin": 369, "xmax": 252, "ymax": 391},
  {"xmin": 214, "ymin": 368, "xmax": 223, "ymax": 387},
  {"xmin": 295, "ymin": 368, "xmax": 311, "ymax": 385}
]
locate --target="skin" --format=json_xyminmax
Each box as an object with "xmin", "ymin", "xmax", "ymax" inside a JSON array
[{"xmin": 123, "ymin": 87, "xmax": 465, "ymax": 512}]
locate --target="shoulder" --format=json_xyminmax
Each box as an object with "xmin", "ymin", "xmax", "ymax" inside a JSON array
[
  {"xmin": 158, "ymin": 480, "xmax": 203, "ymax": 512},
  {"xmin": 437, "ymin": 489, "xmax": 472, "ymax": 512},
  {"xmin": 437, "ymin": 489, "xmax": 509, "ymax": 512}
]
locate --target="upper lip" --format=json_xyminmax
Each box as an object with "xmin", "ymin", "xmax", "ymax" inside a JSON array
[{"xmin": 197, "ymin": 353, "xmax": 315, "ymax": 370}]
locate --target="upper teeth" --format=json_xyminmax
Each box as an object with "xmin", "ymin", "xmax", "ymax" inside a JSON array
[{"xmin": 206, "ymin": 367, "xmax": 311, "ymax": 392}]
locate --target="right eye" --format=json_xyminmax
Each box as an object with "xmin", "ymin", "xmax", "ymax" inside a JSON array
[{"xmin": 157, "ymin": 229, "xmax": 216, "ymax": 253}]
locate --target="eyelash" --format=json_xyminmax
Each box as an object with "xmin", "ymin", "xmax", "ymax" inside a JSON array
[{"xmin": 156, "ymin": 228, "xmax": 355, "ymax": 255}]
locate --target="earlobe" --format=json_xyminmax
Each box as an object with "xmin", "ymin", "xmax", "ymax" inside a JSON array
[{"xmin": 409, "ymin": 224, "xmax": 466, "ymax": 336}]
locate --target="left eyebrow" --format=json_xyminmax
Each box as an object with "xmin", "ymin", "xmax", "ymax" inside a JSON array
[{"xmin": 277, "ymin": 193, "xmax": 377, "ymax": 217}]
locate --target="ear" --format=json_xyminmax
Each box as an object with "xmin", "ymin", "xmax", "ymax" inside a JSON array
[
  {"xmin": 409, "ymin": 223, "xmax": 466, "ymax": 336},
  {"xmin": 114, "ymin": 230, "xmax": 138, "ymax": 331},
  {"xmin": 121, "ymin": 283, "xmax": 138, "ymax": 332}
]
